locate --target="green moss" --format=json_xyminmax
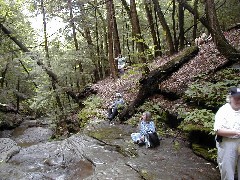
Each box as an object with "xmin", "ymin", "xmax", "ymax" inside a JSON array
[
  {"xmin": 181, "ymin": 124, "xmax": 210, "ymax": 133},
  {"xmin": 192, "ymin": 143, "xmax": 216, "ymax": 162},
  {"xmin": 87, "ymin": 127, "xmax": 138, "ymax": 157},
  {"xmin": 87, "ymin": 127, "xmax": 126, "ymax": 140},
  {"xmin": 115, "ymin": 145, "xmax": 138, "ymax": 157},
  {"xmin": 174, "ymin": 46, "xmax": 198, "ymax": 61},
  {"xmin": 139, "ymin": 169, "xmax": 156, "ymax": 180}
]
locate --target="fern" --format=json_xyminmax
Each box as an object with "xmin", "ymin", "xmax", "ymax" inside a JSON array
[{"xmin": 178, "ymin": 109, "xmax": 215, "ymax": 134}]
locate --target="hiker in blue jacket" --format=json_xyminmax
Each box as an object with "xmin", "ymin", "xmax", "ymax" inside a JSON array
[
  {"xmin": 131, "ymin": 112, "xmax": 156, "ymax": 145},
  {"xmin": 107, "ymin": 93, "xmax": 124, "ymax": 122}
]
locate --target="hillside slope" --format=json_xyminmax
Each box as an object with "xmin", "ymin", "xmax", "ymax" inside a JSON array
[{"xmin": 94, "ymin": 28, "xmax": 240, "ymax": 112}]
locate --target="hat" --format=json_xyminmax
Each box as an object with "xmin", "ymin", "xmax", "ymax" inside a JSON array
[
  {"xmin": 115, "ymin": 93, "xmax": 122, "ymax": 97},
  {"xmin": 229, "ymin": 87, "xmax": 240, "ymax": 96}
]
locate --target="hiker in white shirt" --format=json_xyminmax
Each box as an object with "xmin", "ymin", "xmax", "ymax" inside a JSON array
[
  {"xmin": 214, "ymin": 87, "xmax": 240, "ymax": 180},
  {"xmin": 115, "ymin": 54, "xmax": 126, "ymax": 75}
]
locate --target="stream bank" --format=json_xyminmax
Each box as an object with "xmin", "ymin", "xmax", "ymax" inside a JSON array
[{"xmin": 0, "ymin": 116, "xmax": 220, "ymax": 179}]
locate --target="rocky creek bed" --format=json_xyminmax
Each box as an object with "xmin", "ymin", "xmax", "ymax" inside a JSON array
[{"xmin": 0, "ymin": 117, "xmax": 220, "ymax": 180}]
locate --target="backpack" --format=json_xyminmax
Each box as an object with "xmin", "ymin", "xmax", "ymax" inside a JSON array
[{"xmin": 145, "ymin": 132, "xmax": 160, "ymax": 148}]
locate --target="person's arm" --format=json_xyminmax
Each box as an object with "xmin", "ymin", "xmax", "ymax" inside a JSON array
[
  {"xmin": 148, "ymin": 121, "xmax": 156, "ymax": 132},
  {"xmin": 140, "ymin": 121, "xmax": 147, "ymax": 134},
  {"xmin": 110, "ymin": 100, "xmax": 117, "ymax": 108},
  {"xmin": 139, "ymin": 121, "xmax": 145, "ymax": 141},
  {"xmin": 216, "ymin": 129, "xmax": 240, "ymax": 138}
]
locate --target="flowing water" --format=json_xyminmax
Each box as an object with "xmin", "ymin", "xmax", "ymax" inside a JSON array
[{"xmin": 0, "ymin": 117, "xmax": 94, "ymax": 180}]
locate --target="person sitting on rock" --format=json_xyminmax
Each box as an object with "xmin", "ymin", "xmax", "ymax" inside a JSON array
[
  {"xmin": 131, "ymin": 111, "xmax": 156, "ymax": 146},
  {"xmin": 107, "ymin": 93, "xmax": 124, "ymax": 122}
]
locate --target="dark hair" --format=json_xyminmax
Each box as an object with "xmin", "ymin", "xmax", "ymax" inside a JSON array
[{"xmin": 144, "ymin": 111, "xmax": 151, "ymax": 121}]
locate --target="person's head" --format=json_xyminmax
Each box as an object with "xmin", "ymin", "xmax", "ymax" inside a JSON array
[
  {"xmin": 229, "ymin": 87, "xmax": 240, "ymax": 110},
  {"xmin": 115, "ymin": 92, "xmax": 122, "ymax": 98},
  {"xmin": 142, "ymin": 111, "xmax": 151, "ymax": 121}
]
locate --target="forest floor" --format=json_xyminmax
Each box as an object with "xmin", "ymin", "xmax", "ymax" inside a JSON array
[{"xmin": 93, "ymin": 28, "xmax": 240, "ymax": 107}]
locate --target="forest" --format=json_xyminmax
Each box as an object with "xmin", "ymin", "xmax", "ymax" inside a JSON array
[{"xmin": 0, "ymin": 0, "xmax": 240, "ymax": 178}]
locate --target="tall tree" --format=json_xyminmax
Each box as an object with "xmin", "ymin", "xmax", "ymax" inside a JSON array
[
  {"xmin": 178, "ymin": 1, "xmax": 185, "ymax": 50},
  {"xmin": 41, "ymin": 0, "xmax": 50, "ymax": 62},
  {"xmin": 112, "ymin": 3, "xmax": 121, "ymax": 58},
  {"xmin": 193, "ymin": 0, "xmax": 199, "ymax": 40},
  {"xmin": 130, "ymin": 0, "xmax": 147, "ymax": 63},
  {"xmin": 106, "ymin": 0, "xmax": 118, "ymax": 78},
  {"xmin": 68, "ymin": 0, "xmax": 85, "ymax": 89},
  {"xmin": 144, "ymin": 0, "xmax": 161, "ymax": 57},
  {"xmin": 205, "ymin": 0, "xmax": 240, "ymax": 61},
  {"xmin": 120, "ymin": 0, "xmax": 148, "ymax": 63},
  {"xmin": 177, "ymin": 0, "xmax": 239, "ymax": 62},
  {"xmin": 172, "ymin": 0, "xmax": 178, "ymax": 51},
  {"xmin": 41, "ymin": 0, "xmax": 64, "ymax": 112},
  {"xmin": 152, "ymin": 0, "xmax": 175, "ymax": 55}
]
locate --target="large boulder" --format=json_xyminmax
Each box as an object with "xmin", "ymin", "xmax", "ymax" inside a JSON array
[{"xmin": 0, "ymin": 138, "xmax": 20, "ymax": 162}]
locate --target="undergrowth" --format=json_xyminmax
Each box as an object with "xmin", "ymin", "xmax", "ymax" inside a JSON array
[{"xmin": 78, "ymin": 95, "xmax": 104, "ymax": 128}]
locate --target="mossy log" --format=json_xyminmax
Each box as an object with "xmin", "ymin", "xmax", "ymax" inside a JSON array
[
  {"xmin": 119, "ymin": 46, "xmax": 199, "ymax": 121},
  {"xmin": 65, "ymin": 86, "xmax": 97, "ymax": 106},
  {"xmin": 0, "ymin": 103, "xmax": 17, "ymax": 113}
]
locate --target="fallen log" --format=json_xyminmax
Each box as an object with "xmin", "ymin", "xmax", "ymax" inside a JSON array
[
  {"xmin": 0, "ymin": 103, "xmax": 17, "ymax": 113},
  {"xmin": 65, "ymin": 85, "xmax": 97, "ymax": 107},
  {"xmin": 119, "ymin": 46, "xmax": 199, "ymax": 121}
]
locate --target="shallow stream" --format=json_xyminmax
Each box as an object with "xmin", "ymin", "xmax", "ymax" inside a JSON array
[{"xmin": 0, "ymin": 117, "xmax": 94, "ymax": 180}]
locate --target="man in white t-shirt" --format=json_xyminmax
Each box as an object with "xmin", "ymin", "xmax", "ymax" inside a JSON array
[
  {"xmin": 214, "ymin": 87, "xmax": 240, "ymax": 180},
  {"xmin": 115, "ymin": 54, "xmax": 126, "ymax": 75}
]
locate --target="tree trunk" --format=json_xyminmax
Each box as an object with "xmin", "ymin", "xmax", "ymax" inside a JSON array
[
  {"xmin": 178, "ymin": 0, "xmax": 240, "ymax": 61},
  {"xmin": 94, "ymin": 3, "xmax": 102, "ymax": 81},
  {"xmin": 154, "ymin": 5, "xmax": 162, "ymax": 57},
  {"xmin": 176, "ymin": 0, "xmax": 210, "ymax": 30},
  {"xmin": 119, "ymin": 46, "xmax": 199, "ymax": 121},
  {"xmin": 69, "ymin": 0, "xmax": 86, "ymax": 89},
  {"xmin": 130, "ymin": 0, "xmax": 147, "ymax": 63},
  {"xmin": 16, "ymin": 78, "xmax": 20, "ymax": 112},
  {"xmin": 172, "ymin": 0, "xmax": 178, "ymax": 52},
  {"xmin": 205, "ymin": 0, "xmax": 240, "ymax": 61},
  {"xmin": 121, "ymin": 0, "xmax": 148, "ymax": 63},
  {"xmin": 0, "ymin": 23, "xmax": 29, "ymax": 52},
  {"xmin": 152, "ymin": 0, "xmax": 175, "ymax": 55},
  {"xmin": 68, "ymin": 0, "xmax": 79, "ymax": 51},
  {"xmin": 193, "ymin": 0, "xmax": 198, "ymax": 40},
  {"xmin": 106, "ymin": 0, "xmax": 118, "ymax": 79},
  {"xmin": 178, "ymin": 2, "xmax": 185, "ymax": 50},
  {"xmin": 144, "ymin": 0, "xmax": 161, "ymax": 57},
  {"xmin": 112, "ymin": 3, "xmax": 121, "ymax": 58},
  {"xmin": 0, "ymin": 61, "xmax": 9, "ymax": 88},
  {"xmin": 40, "ymin": 0, "xmax": 50, "ymax": 63}
]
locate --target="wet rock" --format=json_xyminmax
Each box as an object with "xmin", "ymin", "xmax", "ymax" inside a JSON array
[
  {"xmin": 0, "ymin": 118, "xmax": 221, "ymax": 179},
  {"xmin": 1, "ymin": 135, "xmax": 95, "ymax": 180},
  {"xmin": 0, "ymin": 138, "xmax": 20, "ymax": 162},
  {"xmin": 13, "ymin": 127, "xmax": 53, "ymax": 146},
  {"xmin": 0, "ymin": 113, "xmax": 23, "ymax": 130}
]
